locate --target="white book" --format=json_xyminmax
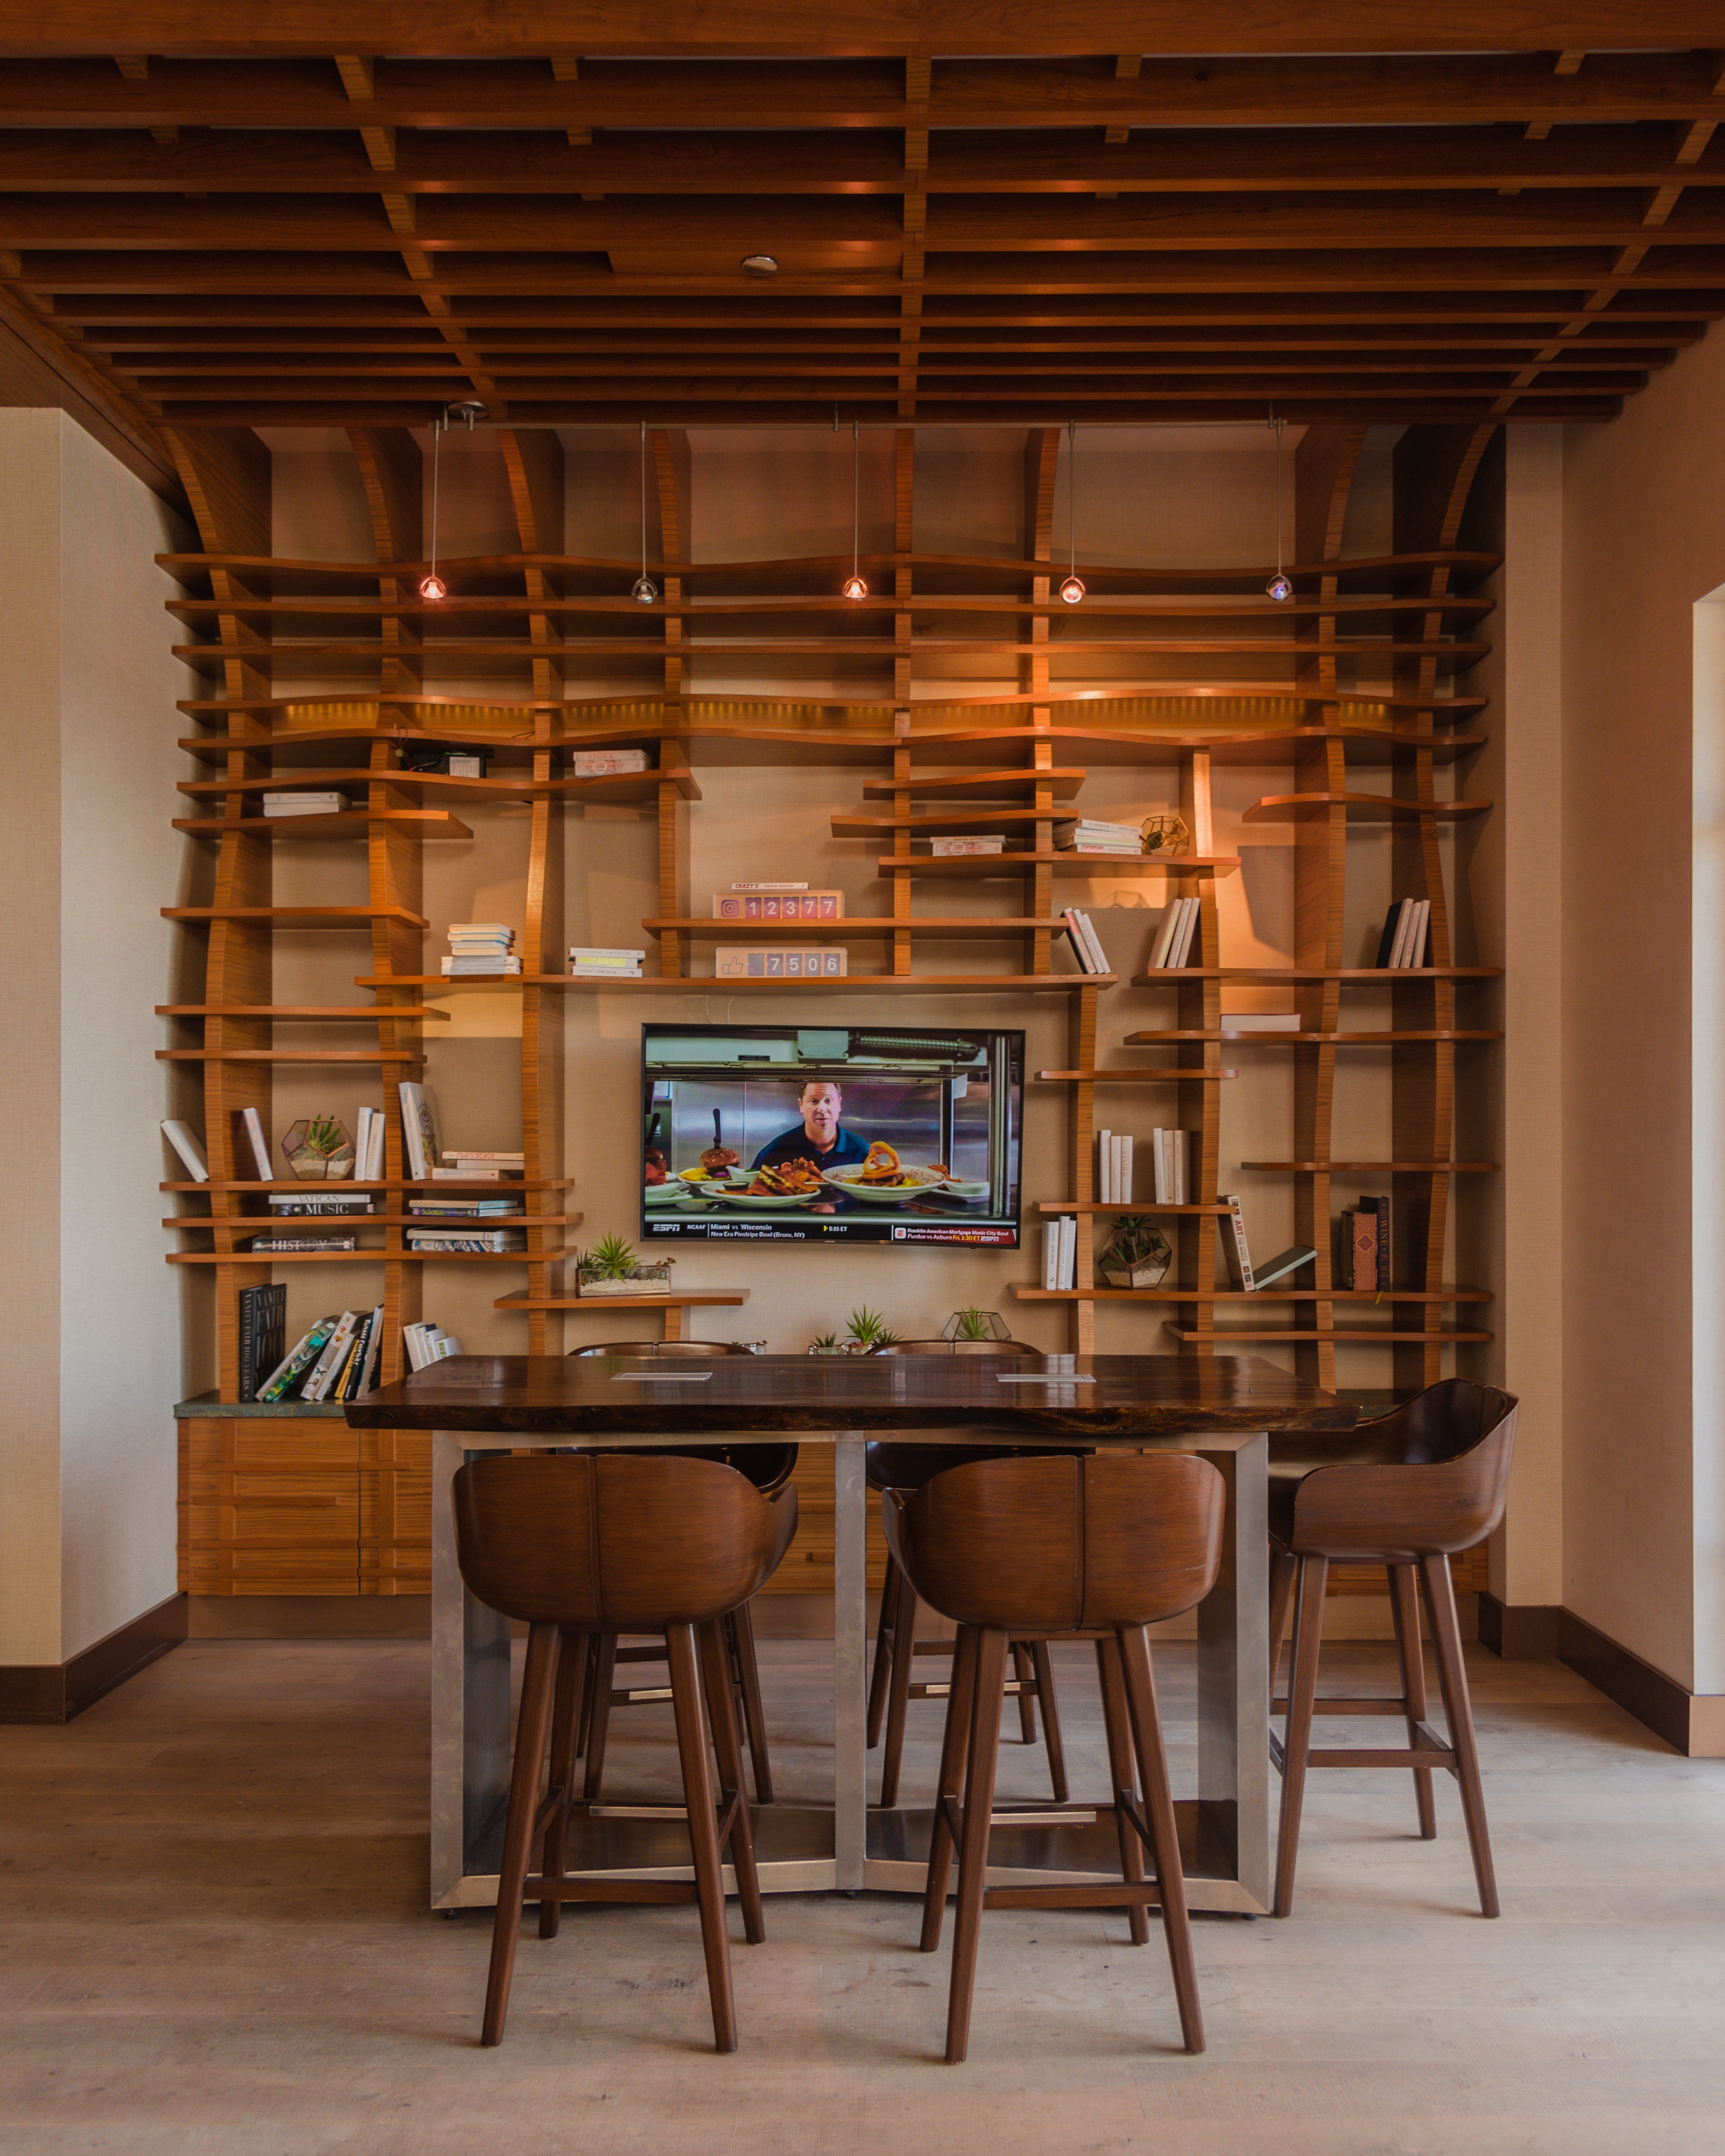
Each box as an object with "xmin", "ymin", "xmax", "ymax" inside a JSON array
[
  {"xmin": 432, "ymin": 1332, "xmax": 464, "ymax": 1360},
  {"xmin": 355, "ymin": 1106, "xmax": 373, "ymax": 1179},
  {"xmin": 1061, "ymin": 910, "xmax": 1094, "ymax": 974},
  {"xmin": 1043, "ymin": 1221, "xmax": 1060, "ymax": 1291},
  {"xmin": 1121, "ymin": 1133, "xmax": 1134, "ymax": 1205},
  {"xmin": 1219, "ymin": 1194, "xmax": 1256, "ymax": 1291},
  {"xmin": 241, "ymin": 1106, "xmax": 273, "ymax": 1183},
  {"xmin": 1168, "ymin": 897, "xmax": 1198, "ymax": 969},
  {"xmin": 402, "ymin": 1322, "xmax": 436, "ymax": 1370},
  {"xmin": 1098, "ymin": 1128, "xmax": 1113, "ymax": 1204},
  {"xmin": 300, "ymin": 1310, "xmax": 359, "ymax": 1403},
  {"xmin": 1176, "ymin": 1128, "xmax": 1187, "ymax": 1205},
  {"xmin": 1147, "ymin": 904, "xmax": 1182, "ymax": 971},
  {"xmin": 1058, "ymin": 1213, "xmax": 1077, "ymax": 1291},
  {"xmin": 1407, "ymin": 898, "xmax": 1430, "ymax": 968},
  {"xmin": 1073, "ymin": 908, "xmax": 1110, "ymax": 975},
  {"xmin": 1152, "ymin": 1128, "xmax": 1166, "ymax": 1204},
  {"xmin": 567, "ymin": 947, "xmax": 648, "ymax": 964},
  {"xmin": 161, "ymin": 1120, "xmax": 209, "ymax": 1182},
  {"xmin": 366, "ymin": 1111, "xmax": 386, "ymax": 1182},
  {"xmin": 1388, "ymin": 900, "xmax": 1416, "ymax": 969},
  {"xmin": 398, "ymin": 1082, "xmax": 443, "ymax": 1181}
]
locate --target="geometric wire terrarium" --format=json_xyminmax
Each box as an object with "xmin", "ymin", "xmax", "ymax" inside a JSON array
[{"xmin": 282, "ymin": 1114, "xmax": 356, "ymax": 1180}]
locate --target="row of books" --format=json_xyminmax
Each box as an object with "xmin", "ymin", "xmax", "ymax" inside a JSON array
[
  {"xmin": 1147, "ymin": 898, "xmax": 1202, "ymax": 970},
  {"xmin": 444, "ymin": 922, "xmax": 521, "ymax": 977},
  {"xmin": 1094, "ymin": 1126, "xmax": 1197, "ymax": 1205},
  {"xmin": 1043, "ymin": 1214, "xmax": 1079, "ymax": 1290},
  {"xmin": 1376, "ymin": 898, "xmax": 1432, "ymax": 969},
  {"xmin": 571, "ymin": 946, "xmax": 645, "ymax": 978},
  {"xmin": 1055, "ymin": 817, "xmax": 1142, "ymax": 856},
  {"xmin": 258, "ymin": 1305, "xmax": 385, "ymax": 1403},
  {"xmin": 920, "ymin": 835, "xmax": 1005, "ymax": 857},
  {"xmin": 1060, "ymin": 907, "xmax": 1111, "ymax": 973},
  {"xmin": 404, "ymin": 1321, "xmax": 464, "ymax": 1368},
  {"xmin": 263, "ymin": 790, "xmax": 347, "ymax": 817}
]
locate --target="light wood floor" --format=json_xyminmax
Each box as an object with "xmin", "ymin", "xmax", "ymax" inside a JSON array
[{"xmin": 4, "ymin": 1635, "xmax": 1724, "ymax": 2155}]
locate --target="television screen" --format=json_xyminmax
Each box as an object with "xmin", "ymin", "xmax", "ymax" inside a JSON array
[{"xmin": 640, "ymin": 1022, "xmax": 1023, "ymax": 1248}]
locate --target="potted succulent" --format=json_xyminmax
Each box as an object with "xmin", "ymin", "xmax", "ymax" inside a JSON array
[
  {"xmin": 941, "ymin": 1306, "xmax": 1010, "ymax": 1343},
  {"xmin": 844, "ymin": 1304, "xmax": 900, "ymax": 1354},
  {"xmin": 1099, "ymin": 1215, "xmax": 1173, "ymax": 1290},
  {"xmin": 575, "ymin": 1232, "xmax": 673, "ymax": 1298},
  {"xmin": 282, "ymin": 1114, "xmax": 355, "ymax": 1181},
  {"xmin": 807, "ymin": 1330, "xmax": 847, "ymax": 1357}
]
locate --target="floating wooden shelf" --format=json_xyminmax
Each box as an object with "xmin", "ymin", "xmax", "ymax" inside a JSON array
[
  {"xmin": 163, "ymin": 904, "xmax": 429, "ymax": 928},
  {"xmin": 494, "ymin": 1290, "xmax": 751, "ymax": 1313},
  {"xmin": 837, "ymin": 807, "xmax": 1067, "ymax": 839},
  {"xmin": 155, "ymin": 1004, "xmax": 449, "ymax": 1021},
  {"xmin": 1035, "ymin": 1067, "xmax": 1238, "ymax": 1083},
  {"xmin": 358, "ymin": 972, "xmax": 1112, "ymax": 994},
  {"xmin": 1034, "ymin": 1201, "xmax": 1233, "ymax": 1215},
  {"xmin": 165, "ymin": 1215, "xmax": 578, "ymax": 1231},
  {"xmin": 1161, "ymin": 1325, "xmax": 1494, "ymax": 1344},
  {"xmin": 1131, "ymin": 967, "xmax": 1502, "ymax": 986},
  {"xmin": 160, "ymin": 1179, "xmax": 573, "ymax": 1194},
  {"xmin": 156, "ymin": 1049, "xmax": 427, "ymax": 1064},
  {"xmin": 1242, "ymin": 792, "xmax": 1492, "ymax": 824},
  {"xmin": 178, "ymin": 768, "xmax": 700, "ymax": 805},
  {"xmin": 1122, "ymin": 1029, "xmax": 1501, "ymax": 1045},
  {"xmin": 172, "ymin": 810, "xmax": 474, "ymax": 839},
  {"xmin": 644, "ymin": 916, "xmax": 1071, "ymax": 942},
  {"xmin": 860, "ymin": 768, "xmax": 1088, "ymax": 801},
  {"xmin": 168, "ymin": 1249, "xmax": 545, "ymax": 1264},
  {"xmin": 879, "ymin": 852, "xmax": 1240, "ymax": 878},
  {"xmin": 1014, "ymin": 1286, "xmax": 1491, "ymax": 1304},
  {"xmin": 1240, "ymin": 1161, "xmax": 1499, "ymax": 1174}
]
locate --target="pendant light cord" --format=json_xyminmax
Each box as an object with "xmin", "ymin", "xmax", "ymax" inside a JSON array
[
  {"xmin": 428, "ymin": 415, "xmax": 442, "ymax": 583},
  {"xmin": 1274, "ymin": 414, "xmax": 1284, "ymax": 580},
  {"xmin": 852, "ymin": 417, "xmax": 861, "ymax": 583},
  {"xmin": 1068, "ymin": 417, "xmax": 1077, "ymax": 580},
  {"xmin": 639, "ymin": 418, "xmax": 648, "ymax": 584}
]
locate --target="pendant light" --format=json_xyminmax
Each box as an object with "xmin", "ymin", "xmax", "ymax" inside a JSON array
[
  {"xmin": 841, "ymin": 418, "xmax": 867, "ymax": 600},
  {"xmin": 1059, "ymin": 419, "xmax": 1085, "ymax": 605},
  {"xmin": 1265, "ymin": 413, "xmax": 1293, "ymax": 603},
  {"xmin": 419, "ymin": 398, "xmax": 487, "ymax": 604},
  {"xmin": 631, "ymin": 420, "xmax": 659, "ymax": 605}
]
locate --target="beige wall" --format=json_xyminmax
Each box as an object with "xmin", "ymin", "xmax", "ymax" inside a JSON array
[
  {"xmin": 1562, "ymin": 328, "xmax": 1725, "ymax": 1693},
  {"xmin": 0, "ymin": 410, "xmax": 191, "ymax": 1667}
]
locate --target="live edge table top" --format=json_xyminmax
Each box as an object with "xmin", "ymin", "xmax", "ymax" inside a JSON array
[{"xmin": 344, "ymin": 1352, "xmax": 1358, "ymax": 1442}]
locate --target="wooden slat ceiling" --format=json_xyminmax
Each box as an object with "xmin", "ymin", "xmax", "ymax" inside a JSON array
[{"xmin": 1, "ymin": 7, "xmax": 1723, "ymax": 437}]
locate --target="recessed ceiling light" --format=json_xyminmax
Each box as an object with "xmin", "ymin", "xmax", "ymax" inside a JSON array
[{"xmin": 741, "ymin": 254, "xmax": 778, "ymax": 277}]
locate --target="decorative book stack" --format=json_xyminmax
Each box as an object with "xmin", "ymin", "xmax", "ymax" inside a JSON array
[
  {"xmin": 569, "ymin": 946, "xmax": 645, "ymax": 978},
  {"xmin": 263, "ymin": 790, "xmax": 347, "ymax": 817},
  {"xmin": 1054, "ymin": 818, "xmax": 1141, "ymax": 856},
  {"xmin": 443, "ymin": 923, "xmax": 519, "ymax": 976}
]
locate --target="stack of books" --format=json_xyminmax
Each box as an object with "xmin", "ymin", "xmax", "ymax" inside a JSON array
[
  {"xmin": 1042, "ymin": 1214, "xmax": 1078, "ymax": 1290},
  {"xmin": 1096, "ymin": 1129, "xmax": 1135, "ymax": 1202},
  {"xmin": 406, "ymin": 1223, "xmax": 528, "ymax": 1254},
  {"xmin": 263, "ymin": 790, "xmax": 347, "ymax": 818},
  {"xmin": 267, "ymin": 1190, "xmax": 372, "ymax": 1217},
  {"xmin": 237, "ymin": 1282, "xmax": 286, "ymax": 1402},
  {"xmin": 437, "ymin": 1148, "xmax": 525, "ymax": 1183},
  {"xmin": 403, "ymin": 1321, "xmax": 464, "ymax": 1368},
  {"xmin": 408, "ymin": 1192, "xmax": 526, "ymax": 1252},
  {"xmin": 921, "ymin": 835, "xmax": 1006, "ymax": 857},
  {"xmin": 258, "ymin": 1306, "xmax": 384, "ymax": 1403},
  {"xmin": 569, "ymin": 946, "xmax": 645, "ymax": 979},
  {"xmin": 1054, "ymin": 818, "xmax": 1142, "ymax": 856},
  {"xmin": 572, "ymin": 746, "xmax": 652, "ymax": 777},
  {"xmin": 1146, "ymin": 897, "xmax": 1201, "ymax": 968},
  {"xmin": 1376, "ymin": 898, "xmax": 1432, "ymax": 969},
  {"xmin": 443, "ymin": 923, "xmax": 520, "ymax": 976},
  {"xmin": 1149, "ymin": 1127, "xmax": 1194, "ymax": 1204}
]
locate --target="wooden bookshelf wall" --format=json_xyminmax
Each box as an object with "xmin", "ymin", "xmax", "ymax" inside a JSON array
[{"xmin": 161, "ymin": 419, "xmax": 1500, "ymax": 1599}]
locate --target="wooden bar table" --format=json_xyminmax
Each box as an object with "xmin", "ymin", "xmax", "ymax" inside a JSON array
[{"xmin": 348, "ymin": 1352, "xmax": 1357, "ymax": 1918}]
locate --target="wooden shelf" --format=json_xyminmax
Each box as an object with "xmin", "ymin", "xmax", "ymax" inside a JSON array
[
  {"xmin": 1161, "ymin": 1325, "xmax": 1493, "ymax": 1344},
  {"xmin": 494, "ymin": 1290, "xmax": 750, "ymax": 1312},
  {"xmin": 879, "ymin": 852, "xmax": 1240, "ymax": 878},
  {"xmin": 1242, "ymin": 792, "xmax": 1491, "ymax": 824},
  {"xmin": 172, "ymin": 810, "xmax": 474, "ymax": 839},
  {"xmin": 1240, "ymin": 1161, "xmax": 1499, "ymax": 1174},
  {"xmin": 163, "ymin": 904, "xmax": 429, "ymax": 928},
  {"xmin": 644, "ymin": 916, "xmax": 1072, "ymax": 942},
  {"xmin": 836, "ymin": 807, "xmax": 1065, "ymax": 839},
  {"xmin": 155, "ymin": 1004, "xmax": 449, "ymax": 1021},
  {"xmin": 1130, "ymin": 967, "xmax": 1501, "ymax": 986},
  {"xmin": 358, "ymin": 973, "xmax": 1113, "ymax": 994},
  {"xmin": 1035, "ymin": 1201, "xmax": 1233, "ymax": 1215},
  {"xmin": 1122, "ymin": 1029, "xmax": 1501, "ymax": 1045},
  {"xmin": 860, "ymin": 768, "xmax": 1088, "ymax": 801},
  {"xmin": 167, "ymin": 1250, "xmax": 549, "ymax": 1264},
  {"xmin": 159, "ymin": 1179, "xmax": 573, "ymax": 1194},
  {"xmin": 166, "ymin": 1215, "xmax": 578, "ymax": 1230},
  {"xmin": 1014, "ymin": 1286, "xmax": 1491, "ymax": 1304},
  {"xmin": 1035, "ymin": 1067, "xmax": 1238, "ymax": 1082},
  {"xmin": 156, "ymin": 1049, "xmax": 427, "ymax": 1064},
  {"xmin": 178, "ymin": 768, "xmax": 700, "ymax": 806}
]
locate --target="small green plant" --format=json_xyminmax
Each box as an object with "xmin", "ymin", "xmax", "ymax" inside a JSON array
[
  {"xmin": 845, "ymin": 1304, "xmax": 899, "ymax": 1351},
  {"xmin": 1107, "ymin": 1216, "xmax": 1165, "ymax": 1267},
  {"xmin": 809, "ymin": 1330, "xmax": 840, "ymax": 1351},
  {"xmin": 299, "ymin": 1115, "xmax": 346, "ymax": 1157},
  {"xmin": 582, "ymin": 1233, "xmax": 639, "ymax": 1282},
  {"xmin": 954, "ymin": 1305, "xmax": 992, "ymax": 1340}
]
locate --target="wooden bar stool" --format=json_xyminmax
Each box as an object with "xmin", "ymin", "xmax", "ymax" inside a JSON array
[
  {"xmin": 453, "ymin": 1449, "xmax": 797, "ymax": 2052},
  {"xmin": 1267, "ymin": 1378, "xmax": 1519, "ymax": 1920},
  {"xmin": 866, "ymin": 1338, "xmax": 1073, "ymax": 1807},
  {"xmin": 568, "ymin": 1339, "xmax": 792, "ymax": 1806},
  {"xmin": 885, "ymin": 1450, "xmax": 1225, "ymax": 2064}
]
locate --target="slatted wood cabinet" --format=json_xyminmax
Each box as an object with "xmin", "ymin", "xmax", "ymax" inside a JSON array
[{"xmin": 164, "ymin": 421, "xmax": 1499, "ymax": 1602}]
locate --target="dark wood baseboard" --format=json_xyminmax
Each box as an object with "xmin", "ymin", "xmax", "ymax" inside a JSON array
[
  {"xmin": 188, "ymin": 1594, "xmax": 431, "ymax": 1640},
  {"xmin": 0, "ymin": 1592, "xmax": 188, "ymax": 1725},
  {"xmin": 1478, "ymin": 1594, "xmax": 1562, "ymax": 1660},
  {"xmin": 1555, "ymin": 1608, "xmax": 1695, "ymax": 1755}
]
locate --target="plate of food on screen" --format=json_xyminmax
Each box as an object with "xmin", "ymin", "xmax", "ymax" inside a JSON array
[
  {"xmin": 700, "ymin": 1156, "xmax": 828, "ymax": 1207},
  {"xmin": 822, "ymin": 1142, "xmax": 952, "ymax": 1203}
]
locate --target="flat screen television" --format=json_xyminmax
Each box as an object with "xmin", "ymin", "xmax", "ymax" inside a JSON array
[{"xmin": 640, "ymin": 1022, "xmax": 1023, "ymax": 1248}]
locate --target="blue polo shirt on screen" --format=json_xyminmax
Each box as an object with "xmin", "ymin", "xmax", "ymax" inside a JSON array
[{"xmin": 751, "ymin": 1124, "xmax": 873, "ymax": 1172}]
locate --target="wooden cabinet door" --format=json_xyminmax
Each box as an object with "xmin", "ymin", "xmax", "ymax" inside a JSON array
[
  {"xmin": 359, "ymin": 1429, "xmax": 432, "ymax": 1594},
  {"xmin": 179, "ymin": 1418, "xmax": 360, "ymax": 1595}
]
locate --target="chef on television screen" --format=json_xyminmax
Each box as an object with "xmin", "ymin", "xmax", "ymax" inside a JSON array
[{"xmin": 751, "ymin": 1079, "xmax": 872, "ymax": 1171}]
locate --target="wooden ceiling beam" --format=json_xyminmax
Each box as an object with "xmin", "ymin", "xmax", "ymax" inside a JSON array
[{"xmin": 2, "ymin": 51, "xmax": 1724, "ymax": 129}]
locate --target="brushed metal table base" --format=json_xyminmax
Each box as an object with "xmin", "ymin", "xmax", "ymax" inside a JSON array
[{"xmin": 430, "ymin": 1429, "xmax": 1269, "ymax": 1916}]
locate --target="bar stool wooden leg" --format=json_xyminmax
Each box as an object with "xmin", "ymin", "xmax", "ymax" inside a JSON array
[
  {"xmin": 538, "ymin": 1626, "xmax": 587, "ymax": 1940},
  {"xmin": 1117, "ymin": 1623, "xmax": 1203, "ymax": 2055},
  {"xmin": 878, "ymin": 1564, "xmax": 921, "ymax": 1807},
  {"xmin": 918, "ymin": 1624, "xmax": 978, "ymax": 1954},
  {"xmin": 1419, "ymin": 1553, "xmax": 1500, "ymax": 1918},
  {"xmin": 1388, "ymin": 1562, "xmax": 1438, "ymax": 1840},
  {"xmin": 699, "ymin": 1618, "xmax": 765, "ymax": 1945},
  {"xmin": 581, "ymin": 1632, "xmax": 620, "ymax": 1802},
  {"xmin": 943, "ymin": 1626, "xmax": 1008, "ymax": 2065},
  {"xmin": 725, "ymin": 1601, "xmax": 774, "ymax": 1807},
  {"xmin": 1269, "ymin": 1549, "xmax": 1297, "ymax": 1703},
  {"xmin": 666, "ymin": 1620, "xmax": 739, "ymax": 2053},
  {"xmin": 1028, "ymin": 1639, "xmax": 1069, "ymax": 1804},
  {"xmin": 481, "ymin": 1620, "xmax": 559, "ymax": 2048},
  {"xmin": 1010, "ymin": 1642, "xmax": 1039, "ymax": 1742},
  {"xmin": 1094, "ymin": 1634, "xmax": 1151, "ymax": 1946},
  {"xmin": 575, "ymin": 1633, "xmax": 600, "ymax": 1758},
  {"xmin": 1272, "ymin": 1553, "xmax": 1329, "ymax": 1919},
  {"xmin": 867, "ymin": 1552, "xmax": 900, "ymax": 1748}
]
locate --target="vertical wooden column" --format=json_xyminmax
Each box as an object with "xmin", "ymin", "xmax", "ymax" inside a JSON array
[
  {"xmin": 1069, "ymin": 983, "xmax": 1098, "ymax": 1354},
  {"xmin": 1023, "ymin": 426, "xmax": 1060, "ymax": 976},
  {"xmin": 893, "ymin": 430, "xmax": 916, "ymax": 976},
  {"xmin": 652, "ymin": 428, "xmax": 691, "ymax": 979},
  {"xmin": 499, "ymin": 427, "xmax": 568, "ymax": 1357},
  {"xmin": 349, "ymin": 427, "xmax": 429, "ymax": 1385},
  {"xmin": 163, "ymin": 427, "xmax": 274, "ymax": 1402},
  {"xmin": 1174, "ymin": 751, "xmax": 1221, "ymax": 1354},
  {"xmin": 1391, "ymin": 424, "xmax": 1496, "ymax": 1394},
  {"xmin": 1288, "ymin": 424, "xmax": 1367, "ymax": 1393}
]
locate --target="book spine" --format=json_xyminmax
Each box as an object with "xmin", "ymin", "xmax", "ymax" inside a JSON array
[
  {"xmin": 1074, "ymin": 909, "xmax": 1109, "ymax": 975},
  {"xmin": 1389, "ymin": 901, "xmax": 1414, "ymax": 970},
  {"xmin": 1043, "ymin": 1221, "xmax": 1059, "ymax": 1291},
  {"xmin": 1375, "ymin": 900, "xmax": 1403, "ymax": 969},
  {"xmin": 1171, "ymin": 897, "xmax": 1200, "ymax": 970},
  {"xmin": 1147, "ymin": 905, "xmax": 1180, "ymax": 971},
  {"xmin": 161, "ymin": 1120, "xmax": 210, "ymax": 1182},
  {"xmin": 1062, "ymin": 909, "xmax": 1093, "ymax": 973},
  {"xmin": 1097, "ymin": 1128, "xmax": 1112, "ymax": 1205},
  {"xmin": 1219, "ymin": 1195, "xmax": 1254, "ymax": 1291},
  {"xmin": 237, "ymin": 1286, "xmax": 258, "ymax": 1403},
  {"xmin": 242, "ymin": 1106, "xmax": 273, "ymax": 1182}
]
